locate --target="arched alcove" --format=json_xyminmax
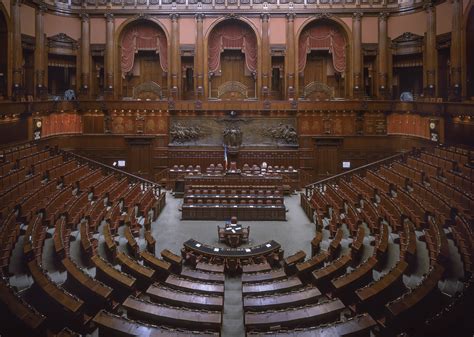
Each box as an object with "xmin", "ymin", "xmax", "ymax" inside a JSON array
[
  {"xmin": 0, "ymin": 8, "xmax": 8, "ymax": 99},
  {"xmin": 297, "ymin": 19, "xmax": 349, "ymax": 100},
  {"xmin": 118, "ymin": 19, "xmax": 169, "ymax": 99},
  {"xmin": 207, "ymin": 20, "xmax": 258, "ymax": 100}
]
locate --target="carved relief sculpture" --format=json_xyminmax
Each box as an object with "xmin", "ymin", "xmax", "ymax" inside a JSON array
[
  {"xmin": 170, "ymin": 123, "xmax": 203, "ymax": 143},
  {"xmin": 263, "ymin": 123, "xmax": 298, "ymax": 145},
  {"xmin": 223, "ymin": 127, "xmax": 243, "ymax": 148}
]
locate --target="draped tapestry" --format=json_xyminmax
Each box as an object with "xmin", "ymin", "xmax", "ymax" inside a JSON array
[
  {"xmin": 121, "ymin": 23, "xmax": 168, "ymax": 76},
  {"xmin": 208, "ymin": 23, "xmax": 258, "ymax": 74},
  {"xmin": 298, "ymin": 24, "xmax": 346, "ymax": 74}
]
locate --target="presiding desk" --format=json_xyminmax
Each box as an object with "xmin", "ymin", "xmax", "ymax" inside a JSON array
[
  {"xmin": 183, "ymin": 239, "xmax": 282, "ymax": 260},
  {"xmin": 218, "ymin": 222, "xmax": 249, "ymax": 247}
]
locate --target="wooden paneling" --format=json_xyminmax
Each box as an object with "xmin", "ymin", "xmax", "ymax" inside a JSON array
[
  {"xmin": 445, "ymin": 117, "xmax": 474, "ymax": 147},
  {"xmin": 0, "ymin": 119, "xmax": 29, "ymax": 145}
]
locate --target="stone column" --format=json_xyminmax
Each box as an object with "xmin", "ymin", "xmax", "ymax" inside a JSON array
[
  {"xmin": 105, "ymin": 13, "xmax": 115, "ymax": 98},
  {"xmin": 195, "ymin": 14, "xmax": 204, "ymax": 100},
  {"xmin": 11, "ymin": 0, "xmax": 23, "ymax": 99},
  {"xmin": 80, "ymin": 13, "xmax": 91, "ymax": 97},
  {"xmin": 377, "ymin": 12, "xmax": 389, "ymax": 99},
  {"xmin": 261, "ymin": 13, "xmax": 270, "ymax": 98},
  {"xmin": 352, "ymin": 12, "xmax": 363, "ymax": 98},
  {"xmin": 170, "ymin": 14, "xmax": 180, "ymax": 99},
  {"xmin": 286, "ymin": 13, "xmax": 296, "ymax": 100},
  {"xmin": 35, "ymin": 5, "xmax": 47, "ymax": 99},
  {"xmin": 425, "ymin": 3, "xmax": 437, "ymax": 96},
  {"xmin": 450, "ymin": 0, "xmax": 462, "ymax": 100}
]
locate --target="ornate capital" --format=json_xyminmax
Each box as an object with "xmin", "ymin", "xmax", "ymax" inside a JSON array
[
  {"xmin": 261, "ymin": 13, "xmax": 270, "ymax": 22},
  {"xmin": 80, "ymin": 13, "xmax": 89, "ymax": 23},
  {"xmin": 353, "ymin": 12, "xmax": 363, "ymax": 21},
  {"xmin": 286, "ymin": 13, "xmax": 296, "ymax": 22},
  {"xmin": 423, "ymin": 1, "xmax": 434, "ymax": 12},
  {"xmin": 315, "ymin": 13, "xmax": 332, "ymax": 20},
  {"xmin": 38, "ymin": 4, "xmax": 47, "ymax": 14},
  {"xmin": 225, "ymin": 13, "xmax": 239, "ymax": 19},
  {"xmin": 170, "ymin": 13, "xmax": 179, "ymax": 21},
  {"xmin": 379, "ymin": 12, "xmax": 389, "ymax": 21},
  {"xmin": 137, "ymin": 12, "xmax": 150, "ymax": 20},
  {"xmin": 195, "ymin": 13, "xmax": 205, "ymax": 21},
  {"xmin": 105, "ymin": 13, "xmax": 114, "ymax": 22}
]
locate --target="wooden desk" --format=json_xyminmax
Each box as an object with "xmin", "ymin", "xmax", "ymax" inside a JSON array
[
  {"xmin": 0, "ymin": 281, "xmax": 45, "ymax": 331},
  {"xmin": 243, "ymin": 286, "xmax": 322, "ymax": 310},
  {"xmin": 28, "ymin": 261, "xmax": 84, "ymax": 315},
  {"xmin": 356, "ymin": 260, "xmax": 408, "ymax": 313},
  {"xmin": 93, "ymin": 309, "xmax": 219, "ymax": 337},
  {"xmin": 331, "ymin": 256, "xmax": 377, "ymax": 302},
  {"xmin": 242, "ymin": 261, "xmax": 272, "ymax": 274},
  {"xmin": 181, "ymin": 267, "xmax": 225, "ymax": 283},
  {"xmin": 350, "ymin": 226, "xmax": 365, "ymax": 262},
  {"xmin": 246, "ymin": 313, "xmax": 376, "ymax": 337},
  {"xmin": 91, "ymin": 255, "xmax": 136, "ymax": 300},
  {"xmin": 385, "ymin": 263, "xmax": 444, "ymax": 326},
  {"xmin": 183, "ymin": 239, "xmax": 282, "ymax": 260},
  {"xmin": 296, "ymin": 251, "xmax": 329, "ymax": 282},
  {"xmin": 242, "ymin": 277, "xmax": 302, "ymax": 296},
  {"xmin": 102, "ymin": 223, "xmax": 117, "ymax": 261},
  {"xmin": 61, "ymin": 257, "xmax": 112, "ymax": 310},
  {"xmin": 196, "ymin": 262, "xmax": 225, "ymax": 274},
  {"xmin": 123, "ymin": 296, "xmax": 222, "ymax": 331},
  {"xmin": 116, "ymin": 252, "xmax": 155, "ymax": 290},
  {"xmin": 244, "ymin": 299, "xmax": 345, "ymax": 330},
  {"xmin": 165, "ymin": 274, "xmax": 225, "ymax": 295},
  {"xmin": 218, "ymin": 223, "xmax": 249, "ymax": 248},
  {"xmin": 146, "ymin": 283, "xmax": 224, "ymax": 311},
  {"xmin": 328, "ymin": 228, "xmax": 343, "ymax": 259},
  {"xmin": 311, "ymin": 231, "xmax": 323, "ymax": 257},
  {"xmin": 161, "ymin": 249, "xmax": 183, "ymax": 273},
  {"xmin": 144, "ymin": 230, "xmax": 156, "ymax": 254},
  {"xmin": 242, "ymin": 269, "xmax": 287, "ymax": 283},
  {"xmin": 284, "ymin": 250, "xmax": 306, "ymax": 275},
  {"xmin": 124, "ymin": 226, "xmax": 139, "ymax": 259},
  {"xmin": 182, "ymin": 204, "xmax": 286, "ymax": 221},
  {"xmin": 140, "ymin": 251, "xmax": 171, "ymax": 280},
  {"xmin": 311, "ymin": 254, "xmax": 352, "ymax": 291}
]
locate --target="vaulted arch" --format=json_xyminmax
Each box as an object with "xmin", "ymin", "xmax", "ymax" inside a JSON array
[
  {"xmin": 296, "ymin": 17, "xmax": 352, "ymax": 99},
  {"xmin": 205, "ymin": 18, "xmax": 260, "ymax": 99},
  {"xmin": 115, "ymin": 18, "xmax": 170, "ymax": 99}
]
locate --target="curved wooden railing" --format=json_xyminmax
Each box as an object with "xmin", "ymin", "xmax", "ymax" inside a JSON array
[
  {"xmin": 60, "ymin": 149, "xmax": 163, "ymax": 196},
  {"xmin": 304, "ymin": 151, "xmax": 414, "ymax": 198}
]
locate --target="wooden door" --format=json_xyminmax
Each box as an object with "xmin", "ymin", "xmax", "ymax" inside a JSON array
[
  {"xmin": 126, "ymin": 136, "xmax": 154, "ymax": 180},
  {"xmin": 313, "ymin": 138, "xmax": 343, "ymax": 180}
]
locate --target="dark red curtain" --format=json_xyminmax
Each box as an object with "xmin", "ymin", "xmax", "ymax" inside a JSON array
[
  {"xmin": 298, "ymin": 24, "xmax": 346, "ymax": 74},
  {"xmin": 208, "ymin": 23, "xmax": 257, "ymax": 74},
  {"xmin": 121, "ymin": 23, "xmax": 168, "ymax": 75}
]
